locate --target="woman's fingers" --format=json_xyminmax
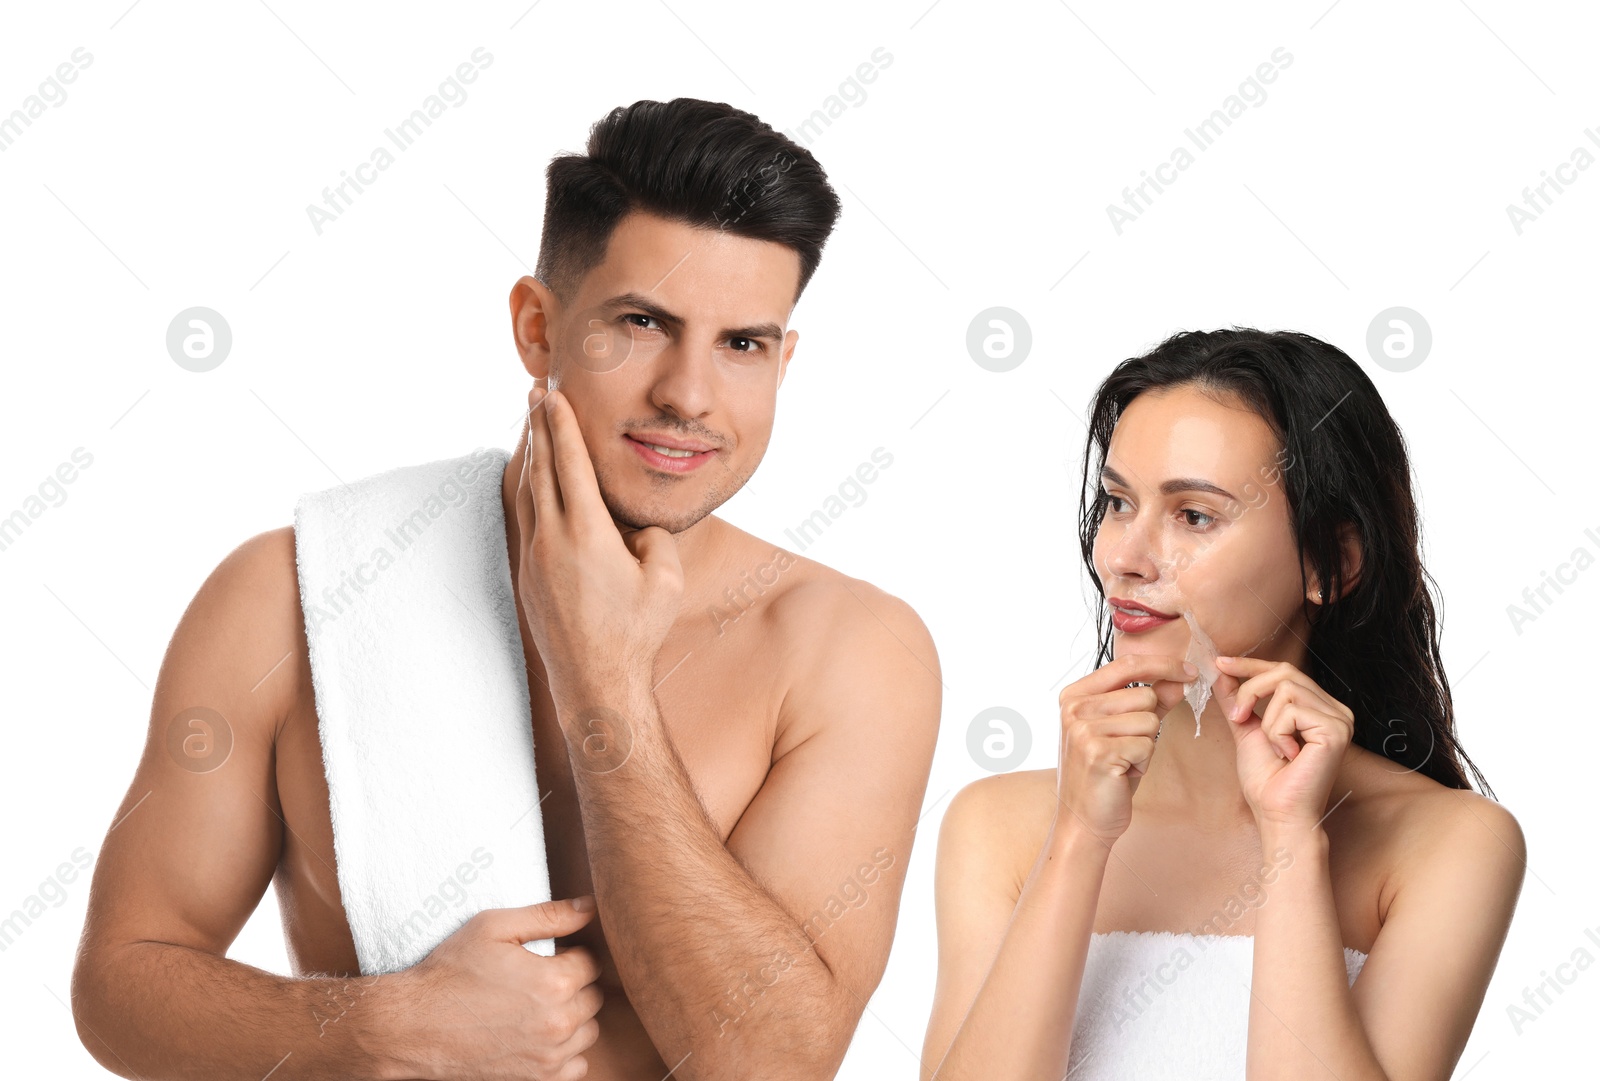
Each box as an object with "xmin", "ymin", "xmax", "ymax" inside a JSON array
[
  {"xmin": 1259, "ymin": 692, "xmax": 1304, "ymax": 760},
  {"xmin": 1070, "ymin": 684, "xmax": 1160, "ymax": 723},
  {"xmin": 1066, "ymin": 654, "xmax": 1197, "ymax": 705},
  {"xmin": 1106, "ymin": 734, "xmax": 1157, "ymax": 778},
  {"xmin": 1216, "ymin": 655, "xmax": 1348, "ymax": 725}
]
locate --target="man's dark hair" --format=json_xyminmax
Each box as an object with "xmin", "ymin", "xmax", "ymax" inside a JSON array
[{"xmin": 535, "ymin": 97, "xmax": 842, "ymax": 305}]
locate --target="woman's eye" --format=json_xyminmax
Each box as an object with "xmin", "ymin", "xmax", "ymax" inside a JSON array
[{"xmin": 1105, "ymin": 493, "xmax": 1211, "ymax": 529}]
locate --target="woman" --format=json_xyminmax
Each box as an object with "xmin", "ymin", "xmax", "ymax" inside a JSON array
[{"xmin": 921, "ymin": 328, "xmax": 1525, "ymax": 1079}]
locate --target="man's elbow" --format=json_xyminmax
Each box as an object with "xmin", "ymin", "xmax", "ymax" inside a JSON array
[
  {"xmin": 803, "ymin": 973, "xmax": 873, "ymax": 1080},
  {"xmin": 748, "ymin": 1014, "xmax": 855, "ymax": 1081},
  {"xmin": 69, "ymin": 942, "xmax": 135, "ymax": 1077},
  {"xmin": 706, "ymin": 971, "xmax": 863, "ymax": 1081}
]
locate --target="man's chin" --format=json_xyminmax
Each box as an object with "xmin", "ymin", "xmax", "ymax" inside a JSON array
[
  {"xmin": 598, "ymin": 473, "xmax": 732, "ymax": 536},
  {"xmin": 604, "ymin": 500, "xmax": 708, "ymax": 537}
]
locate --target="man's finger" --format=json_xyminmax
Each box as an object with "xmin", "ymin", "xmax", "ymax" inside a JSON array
[
  {"xmin": 527, "ymin": 384, "xmax": 562, "ymax": 519},
  {"xmin": 543, "ymin": 389, "xmax": 608, "ymax": 523},
  {"xmin": 514, "ymin": 388, "xmax": 544, "ymax": 542}
]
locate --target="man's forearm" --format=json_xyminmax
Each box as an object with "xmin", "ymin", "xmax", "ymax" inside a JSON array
[
  {"xmin": 559, "ymin": 671, "xmax": 845, "ymax": 1080},
  {"xmin": 73, "ymin": 940, "xmax": 418, "ymax": 1081}
]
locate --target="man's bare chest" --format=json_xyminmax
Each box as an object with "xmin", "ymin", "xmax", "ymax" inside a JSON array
[{"xmin": 527, "ymin": 636, "xmax": 782, "ymax": 877}]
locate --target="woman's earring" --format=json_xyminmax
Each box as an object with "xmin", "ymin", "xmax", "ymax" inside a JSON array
[{"xmin": 1315, "ymin": 588, "xmax": 1324, "ymax": 602}]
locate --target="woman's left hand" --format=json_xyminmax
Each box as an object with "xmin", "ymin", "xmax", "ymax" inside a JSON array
[{"xmin": 1211, "ymin": 656, "xmax": 1355, "ymax": 832}]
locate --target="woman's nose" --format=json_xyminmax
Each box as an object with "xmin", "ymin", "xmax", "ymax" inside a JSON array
[{"xmin": 1104, "ymin": 515, "xmax": 1163, "ymax": 579}]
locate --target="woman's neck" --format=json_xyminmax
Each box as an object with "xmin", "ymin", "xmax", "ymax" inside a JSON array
[
  {"xmin": 1132, "ymin": 696, "xmax": 1257, "ymax": 828},
  {"xmin": 1129, "ymin": 620, "xmax": 1314, "ymax": 825}
]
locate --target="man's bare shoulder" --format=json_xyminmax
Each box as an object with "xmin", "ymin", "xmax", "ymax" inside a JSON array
[
  {"xmin": 763, "ymin": 547, "xmax": 934, "ymax": 674},
  {"xmin": 169, "ymin": 524, "xmax": 309, "ymax": 740},
  {"xmin": 709, "ymin": 518, "xmax": 930, "ymax": 652},
  {"xmin": 714, "ymin": 523, "xmax": 940, "ymax": 744}
]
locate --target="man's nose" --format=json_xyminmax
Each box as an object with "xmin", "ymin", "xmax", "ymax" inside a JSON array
[{"xmin": 646, "ymin": 338, "xmax": 718, "ymax": 420}]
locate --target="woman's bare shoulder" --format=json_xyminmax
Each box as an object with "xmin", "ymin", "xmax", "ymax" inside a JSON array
[
  {"xmin": 1335, "ymin": 744, "xmax": 1524, "ymax": 919},
  {"xmin": 938, "ymin": 770, "xmax": 1059, "ymax": 894},
  {"xmin": 1339, "ymin": 743, "xmax": 1515, "ymax": 829},
  {"xmin": 948, "ymin": 768, "xmax": 1059, "ymax": 825}
]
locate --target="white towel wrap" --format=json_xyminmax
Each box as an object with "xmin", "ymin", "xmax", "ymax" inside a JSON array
[{"xmin": 1068, "ymin": 931, "xmax": 1368, "ymax": 1078}]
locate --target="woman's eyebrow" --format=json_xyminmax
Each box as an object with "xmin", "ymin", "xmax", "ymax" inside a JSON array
[{"xmin": 1101, "ymin": 464, "xmax": 1236, "ymax": 501}]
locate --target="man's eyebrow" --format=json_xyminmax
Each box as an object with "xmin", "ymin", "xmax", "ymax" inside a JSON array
[
  {"xmin": 599, "ymin": 292, "xmax": 784, "ymax": 342},
  {"xmin": 1101, "ymin": 464, "xmax": 1236, "ymax": 502}
]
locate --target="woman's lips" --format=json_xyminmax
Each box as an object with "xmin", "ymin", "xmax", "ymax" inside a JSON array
[
  {"xmin": 1108, "ymin": 596, "xmax": 1181, "ymax": 634},
  {"xmin": 1111, "ymin": 608, "xmax": 1181, "ymax": 634}
]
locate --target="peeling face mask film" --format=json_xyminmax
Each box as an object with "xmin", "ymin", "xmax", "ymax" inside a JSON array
[{"xmin": 1119, "ymin": 585, "xmax": 1223, "ymax": 738}]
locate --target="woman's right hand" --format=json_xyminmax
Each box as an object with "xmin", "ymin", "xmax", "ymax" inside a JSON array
[{"xmin": 1055, "ymin": 654, "xmax": 1196, "ymax": 846}]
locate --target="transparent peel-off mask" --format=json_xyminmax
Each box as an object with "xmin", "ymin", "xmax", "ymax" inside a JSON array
[
  {"xmin": 1181, "ymin": 610, "xmax": 1221, "ymax": 737},
  {"xmin": 1121, "ymin": 566, "xmax": 1219, "ymax": 737}
]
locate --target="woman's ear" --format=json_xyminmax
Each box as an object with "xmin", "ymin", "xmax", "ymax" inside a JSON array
[
  {"xmin": 1335, "ymin": 521, "xmax": 1363, "ymax": 596},
  {"xmin": 1309, "ymin": 521, "xmax": 1363, "ymax": 603}
]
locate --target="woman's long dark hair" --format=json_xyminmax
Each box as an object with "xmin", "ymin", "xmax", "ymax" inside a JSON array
[{"xmin": 1076, "ymin": 327, "xmax": 1493, "ymax": 796}]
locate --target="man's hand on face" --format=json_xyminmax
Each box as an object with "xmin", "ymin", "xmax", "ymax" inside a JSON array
[{"xmin": 514, "ymin": 384, "xmax": 684, "ymax": 715}]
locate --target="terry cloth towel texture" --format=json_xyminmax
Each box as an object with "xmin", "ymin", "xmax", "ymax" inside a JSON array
[
  {"xmin": 1066, "ymin": 930, "xmax": 1368, "ymax": 1079},
  {"xmin": 293, "ymin": 445, "xmax": 554, "ymax": 974}
]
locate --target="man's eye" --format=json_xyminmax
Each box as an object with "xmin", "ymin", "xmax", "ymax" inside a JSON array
[
  {"xmin": 729, "ymin": 337, "xmax": 764, "ymax": 354},
  {"xmin": 623, "ymin": 314, "xmax": 661, "ymax": 331}
]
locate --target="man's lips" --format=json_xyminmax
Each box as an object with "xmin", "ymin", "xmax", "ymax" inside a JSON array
[
  {"xmin": 1108, "ymin": 596, "xmax": 1178, "ymax": 618},
  {"xmin": 624, "ymin": 434, "xmax": 717, "ymax": 473},
  {"xmin": 626, "ymin": 432, "xmax": 716, "ymax": 454}
]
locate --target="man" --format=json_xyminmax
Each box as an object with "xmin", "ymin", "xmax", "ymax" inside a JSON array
[{"xmin": 71, "ymin": 98, "xmax": 942, "ymax": 1080}]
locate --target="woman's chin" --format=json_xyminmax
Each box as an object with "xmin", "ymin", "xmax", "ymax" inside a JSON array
[{"xmin": 1112, "ymin": 623, "xmax": 1190, "ymax": 658}]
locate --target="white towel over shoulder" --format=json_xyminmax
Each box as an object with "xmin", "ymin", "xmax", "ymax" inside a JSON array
[{"xmin": 293, "ymin": 445, "xmax": 553, "ymax": 974}]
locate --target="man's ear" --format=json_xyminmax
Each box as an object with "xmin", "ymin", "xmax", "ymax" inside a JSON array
[
  {"xmin": 776, "ymin": 328, "xmax": 798, "ymax": 390},
  {"xmin": 509, "ymin": 275, "xmax": 557, "ymax": 381}
]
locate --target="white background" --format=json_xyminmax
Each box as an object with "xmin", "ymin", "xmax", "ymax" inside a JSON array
[{"xmin": 2, "ymin": 0, "xmax": 1596, "ymax": 1077}]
